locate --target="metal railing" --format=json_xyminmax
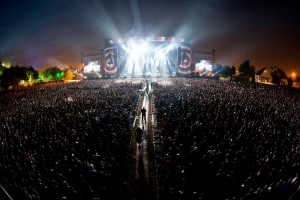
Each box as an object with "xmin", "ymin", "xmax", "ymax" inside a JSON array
[{"xmin": 0, "ymin": 184, "xmax": 13, "ymax": 200}]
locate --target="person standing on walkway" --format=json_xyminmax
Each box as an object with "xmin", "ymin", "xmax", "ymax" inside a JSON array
[{"xmin": 141, "ymin": 107, "xmax": 146, "ymax": 123}]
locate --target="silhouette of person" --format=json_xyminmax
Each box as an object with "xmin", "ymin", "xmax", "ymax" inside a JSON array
[{"xmin": 141, "ymin": 107, "xmax": 146, "ymax": 123}]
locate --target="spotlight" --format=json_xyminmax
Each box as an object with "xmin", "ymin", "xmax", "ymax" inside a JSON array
[{"xmin": 128, "ymin": 41, "xmax": 148, "ymax": 57}]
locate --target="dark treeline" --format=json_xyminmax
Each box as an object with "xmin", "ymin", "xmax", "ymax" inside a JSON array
[{"xmin": 0, "ymin": 65, "xmax": 38, "ymax": 87}]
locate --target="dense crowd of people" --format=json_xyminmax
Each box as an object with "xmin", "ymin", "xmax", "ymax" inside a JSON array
[
  {"xmin": 1, "ymin": 77, "xmax": 300, "ymax": 200},
  {"xmin": 0, "ymin": 80, "xmax": 142, "ymax": 199},
  {"xmin": 152, "ymin": 78, "xmax": 300, "ymax": 200}
]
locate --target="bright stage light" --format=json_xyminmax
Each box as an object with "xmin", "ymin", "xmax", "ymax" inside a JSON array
[
  {"xmin": 195, "ymin": 60, "xmax": 212, "ymax": 71},
  {"xmin": 84, "ymin": 61, "xmax": 100, "ymax": 73},
  {"xmin": 156, "ymin": 50, "xmax": 166, "ymax": 59},
  {"xmin": 127, "ymin": 41, "xmax": 149, "ymax": 57}
]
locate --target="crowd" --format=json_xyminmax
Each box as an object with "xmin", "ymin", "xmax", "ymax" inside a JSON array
[
  {"xmin": 0, "ymin": 79, "xmax": 142, "ymax": 199},
  {"xmin": 1, "ymin": 77, "xmax": 300, "ymax": 200},
  {"xmin": 152, "ymin": 78, "xmax": 300, "ymax": 200}
]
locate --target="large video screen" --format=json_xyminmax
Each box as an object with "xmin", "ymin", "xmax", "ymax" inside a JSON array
[
  {"xmin": 195, "ymin": 60, "xmax": 212, "ymax": 72},
  {"xmin": 83, "ymin": 61, "xmax": 101, "ymax": 78}
]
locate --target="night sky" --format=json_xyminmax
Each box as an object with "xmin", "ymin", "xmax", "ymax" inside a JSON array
[{"xmin": 1, "ymin": 0, "xmax": 300, "ymax": 76}]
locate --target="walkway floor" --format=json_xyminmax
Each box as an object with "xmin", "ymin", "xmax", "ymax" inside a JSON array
[
  {"xmin": 134, "ymin": 95, "xmax": 151, "ymax": 199},
  {"xmin": 121, "ymin": 82, "xmax": 157, "ymax": 200}
]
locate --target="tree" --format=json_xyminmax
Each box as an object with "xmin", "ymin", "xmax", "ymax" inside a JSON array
[
  {"xmin": 26, "ymin": 67, "xmax": 39, "ymax": 83},
  {"xmin": 296, "ymin": 76, "xmax": 300, "ymax": 84},
  {"xmin": 0, "ymin": 66, "xmax": 24, "ymax": 87},
  {"xmin": 239, "ymin": 60, "xmax": 255, "ymax": 76},
  {"xmin": 230, "ymin": 66, "xmax": 236, "ymax": 75},
  {"xmin": 39, "ymin": 66, "xmax": 63, "ymax": 80},
  {"xmin": 64, "ymin": 70, "xmax": 74, "ymax": 80},
  {"xmin": 0, "ymin": 68, "xmax": 16, "ymax": 87},
  {"xmin": 0, "ymin": 65, "xmax": 39, "ymax": 87},
  {"xmin": 287, "ymin": 77, "xmax": 293, "ymax": 87},
  {"xmin": 222, "ymin": 65, "xmax": 231, "ymax": 77},
  {"xmin": 271, "ymin": 71, "xmax": 281, "ymax": 85},
  {"xmin": 0, "ymin": 65, "xmax": 4, "ymax": 77}
]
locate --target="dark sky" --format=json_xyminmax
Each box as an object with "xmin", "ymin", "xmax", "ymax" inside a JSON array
[{"xmin": 1, "ymin": 0, "xmax": 300, "ymax": 76}]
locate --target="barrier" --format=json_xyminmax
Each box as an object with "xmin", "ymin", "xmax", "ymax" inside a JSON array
[{"xmin": 0, "ymin": 184, "xmax": 13, "ymax": 200}]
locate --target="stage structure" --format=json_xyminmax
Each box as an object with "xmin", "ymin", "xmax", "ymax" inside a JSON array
[
  {"xmin": 103, "ymin": 36, "xmax": 193, "ymax": 78},
  {"xmin": 81, "ymin": 36, "xmax": 216, "ymax": 79},
  {"xmin": 81, "ymin": 52, "xmax": 102, "ymax": 79}
]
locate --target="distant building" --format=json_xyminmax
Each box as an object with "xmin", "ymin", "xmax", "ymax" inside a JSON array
[{"xmin": 256, "ymin": 66, "xmax": 288, "ymax": 85}]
